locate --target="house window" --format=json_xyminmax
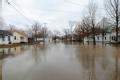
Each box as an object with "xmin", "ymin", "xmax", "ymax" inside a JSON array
[
  {"xmin": 112, "ymin": 36, "xmax": 113, "ymax": 40},
  {"xmin": 104, "ymin": 37, "xmax": 106, "ymax": 40},
  {"xmin": 14, "ymin": 36, "xmax": 16, "ymax": 40},
  {"xmin": 112, "ymin": 36, "xmax": 116, "ymax": 41},
  {"xmin": 2, "ymin": 36, "xmax": 5, "ymax": 41},
  {"xmin": 8, "ymin": 36, "xmax": 11, "ymax": 41},
  {"xmin": 20, "ymin": 37, "xmax": 24, "ymax": 40},
  {"xmin": 97, "ymin": 37, "xmax": 99, "ymax": 40}
]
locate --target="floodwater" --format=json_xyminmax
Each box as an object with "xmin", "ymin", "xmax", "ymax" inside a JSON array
[{"xmin": 0, "ymin": 42, "xmax": 120, "ymax": 80}]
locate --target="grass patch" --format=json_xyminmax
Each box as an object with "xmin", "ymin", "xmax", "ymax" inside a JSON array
[{"xmin": 0, "ymin": 43, "xmax": 28, "ymax": 48}]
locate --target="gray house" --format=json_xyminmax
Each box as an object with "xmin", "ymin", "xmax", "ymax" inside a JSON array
[{"xmin": 0, "ymin": 30, "xmax": 13, "ymax": 45}]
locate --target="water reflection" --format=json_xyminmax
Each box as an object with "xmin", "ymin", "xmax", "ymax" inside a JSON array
[
  {"xmin": 76, "ymin": 45, "xmax": 96, "ymax": 80},
  {"xmin": 0, "ymin": 45, "xmax": 31, "ymax": 80},
  {"xmin": 75, "ymin": 44, "xmax": 120, "ymax": 80},
  {"xmin": 31, "ymin": 44, "xmax": 48, "ymax": 63},
  {"xmin": 113, "ymin": 46, "xmax": 120, "ymax": 80},
  {"xmin": 0, "ymin": 43, "xmax": 119, "ymax": 80}
]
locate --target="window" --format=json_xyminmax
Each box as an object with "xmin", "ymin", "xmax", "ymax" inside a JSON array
[
  {"xmin": 20, "ymin": 37, "xmax": 24, "ymax": 40},
  {"xmin": 14, "ymin": 36, "xmax": 16, "ymax": 40},
  {"xmin": 104, "ymin": 37, "xmax": 106, "ymax": 40},
  {"xmin": 2, "ymin": 36, "xmax": 5, "ymax": 41},
  {"xmin": 97, "ymin": 36, "xmax": 99, "ymax": 40},
  {"xmin": 8, "ymin": 36, "xmax": 11, "ymax": 41},
  {"xmin": 114, "ymin": 36, "xmax": 117, "ymax": 41},
  {"xmin": 112, "ymin": 36, "xmax": 114, "ymax": 40},
  {"xmin": 112, "ymin": 36, "xmax": 116, "ymax": 41}
]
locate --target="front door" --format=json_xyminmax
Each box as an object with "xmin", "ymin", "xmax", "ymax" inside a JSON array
[{"xmin": 8, "ymin": 36, "xmax": 11, "ymax": 44}]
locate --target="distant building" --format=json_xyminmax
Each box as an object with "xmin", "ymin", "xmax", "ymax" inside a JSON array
[
  {"xmin": 95, "ymin": 33, "xmax": 111, "ymax": 42},
  {"xmin": 84, "ymin": 27, "xmax": 120, "ymax": 43},
  {"xmin": 84, "ymin": 33, "xmax": 111, "ymax": 43}
]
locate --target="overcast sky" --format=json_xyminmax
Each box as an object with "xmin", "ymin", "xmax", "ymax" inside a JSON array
[{"xmin": 2, "ymin": 0, "xmax": 104, "ymax": 32}]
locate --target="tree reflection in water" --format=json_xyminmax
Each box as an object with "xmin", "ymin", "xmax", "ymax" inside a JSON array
[
  {"xmin": 31, "ymin": 44, "xmax": 48, "ymax": 63},
  {"xmin": 114, "ymin": 45, "xmax": 120, "ymax": 80},
  {"xmin": 75, "ymin": 43, "xmax": 120, "ymax": 80},
  {"xmin": 79, "ymin": 45, "xmax": 96, "ymax": 80},
  {"xmin": 0, "ymin": 43, "xmax": 120, "ymax": 80},
  {"xmin": 31, "ymin": 43, "xmax": 54, "ymax": 64}
]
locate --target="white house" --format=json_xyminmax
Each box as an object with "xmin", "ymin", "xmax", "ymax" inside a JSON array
[
  {"xmin": 12, "ymin": 31, "xmax": 28, "ymax": 43},
  {"xmin": 84, "ymin": 33, "xmax": 111, "ymax": 43},
  {"xmin": 95, "ymin": 33, "xmax": 111, "ymax": 42}
]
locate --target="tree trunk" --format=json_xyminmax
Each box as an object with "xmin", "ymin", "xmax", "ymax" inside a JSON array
[
  {"xmin": 102, "ymin": 33, "xmax": 104, "ymax": 44},
  {"xmin": 116, "ymin": 18, "xmax": 119, "ymax": 43},
  {"xmin": 92, "ymin": 22, "xmax": 96, "ymax": 45}
]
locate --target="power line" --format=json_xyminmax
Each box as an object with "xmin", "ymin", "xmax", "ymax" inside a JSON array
[
  {"xmin": 8, "ymin": 0, "xmax": 84, "ymax": 14},
  {"xmin": 64, "ymin": 0, "xmax": 105, "ymax": 10},
  {"xmin": 6, "ymin": 0, "xmax": 63, "ymax": 23},
  {"xmin": 10, "ymin": 0, "xmax": 26, "ymax": 15},
  {"xmin": 64, "ymin": 0, "xmax": 86, "ymax": 7},
  {"xmin": 6, "ymin": 0, "xmax": 88, "ymax": 17},
  {"xmin": 6, "ymin": 0, "xmax": 34, "ymax": 24}
]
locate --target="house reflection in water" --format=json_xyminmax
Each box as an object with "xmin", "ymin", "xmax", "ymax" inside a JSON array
[
  {"xmin": 0, "ymin": 61, "xmax": 2, "ymax": 80},
  {"xmin": 0, "ymin": 45, "xmax": 29, "ymax": 80},
  {"xmin": 0, "ymin": 46, "xmax": 29, "ymax": 57}
]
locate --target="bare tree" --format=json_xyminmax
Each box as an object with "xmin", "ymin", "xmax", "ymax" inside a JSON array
[
  {"xmin": 32, "ymin": 22, "xmax": 41, "ymax": 42},
  {"xmin": 82, "ymin": 17, "xmax": 91, "ymax": 43},
  {"xmin": 105, "ymin": 0, "xmax": 120, "ymax": 43},
  {"xmin": 53, "ymin": 30, "xmax": 60, "ymax": 41},
  {"xmin": 98, "ymin": 17, "xmax": 110, "ymax": 44},
  {"xmin": 88, "ymin": 0, "xmax": 98, "ymax": 45},
  {"xmin": 80, "ymin": 23, "xmax": 86, "ymax": 40},
  {"xmin": 75, "ymin": 22, "xmax": 86, "ymax": 42},
  {"xmin": 9, "ymin": 24, "xmax": 16, "ymax": 31},
  {"xmin": 74, "ymin": 25, "xmax": 80, "ymax": 41},
  {"xmin": 63, "ymin": 28, "xmax": 70, "ymax": 40}
]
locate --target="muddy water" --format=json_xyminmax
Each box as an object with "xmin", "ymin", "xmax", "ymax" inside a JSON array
[{"xmin": 0, "ymin": 42, "xmax": 119, "ymax": 80}]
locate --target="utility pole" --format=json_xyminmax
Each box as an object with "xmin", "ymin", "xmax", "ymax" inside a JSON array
[
  {"xmin": 43, "ymin": 23, "xmax": 47, "ymax": 42},
  {"xmin": 69, "ymin": 21, "xmax": 76, "ymax": 41}
]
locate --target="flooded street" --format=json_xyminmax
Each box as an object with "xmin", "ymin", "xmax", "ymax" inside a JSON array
[{"xmin": 0, "ymin": 42, "xmax": 120, "ymax": 80}]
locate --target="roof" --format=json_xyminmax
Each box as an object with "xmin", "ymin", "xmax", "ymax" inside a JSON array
[
  {"xmin": 15, "ymin": 31, "xmax": 28, "ymax": 36},
  {"xmin": 10, "ymin": 30, "xmax": 28, "ymax": 37},
  {"xmin": 0, "ymin": 30, "xmax": 13, "ymax": 36}
]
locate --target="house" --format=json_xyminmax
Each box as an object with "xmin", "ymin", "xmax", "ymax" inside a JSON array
[
  {"xmin": 12, "ymin": 31, "xmax": 28, "ymax": 43},
  {"xmin": 95, "ymin": 33, "xmax": 111, "ymax": 42},
  {"xmin": 28, "ymin": 32, "xmax": 52, "ymax": 43},
  {"xmin": 0, "ymin": 30, "xmax": 28, "ymax": 45},
  {"xmin": 84, "ymin": 33, "xmax": 111, "ymax": 43},
  {"xmin": 83, "ymin": 26, "xmax": 120, "ymax": 43},
  {"xmin": 0, "ymin": 30, "xmax": 13, "ymax": 45},
  {"xmin": 110, "ymin": 31, "xmax": 120, "ymax": 43}
]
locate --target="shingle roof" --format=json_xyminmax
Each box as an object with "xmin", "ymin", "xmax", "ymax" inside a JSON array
[{"xmin": 0, "ymin": 30, "xmax": 13, "ymax": 36}]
